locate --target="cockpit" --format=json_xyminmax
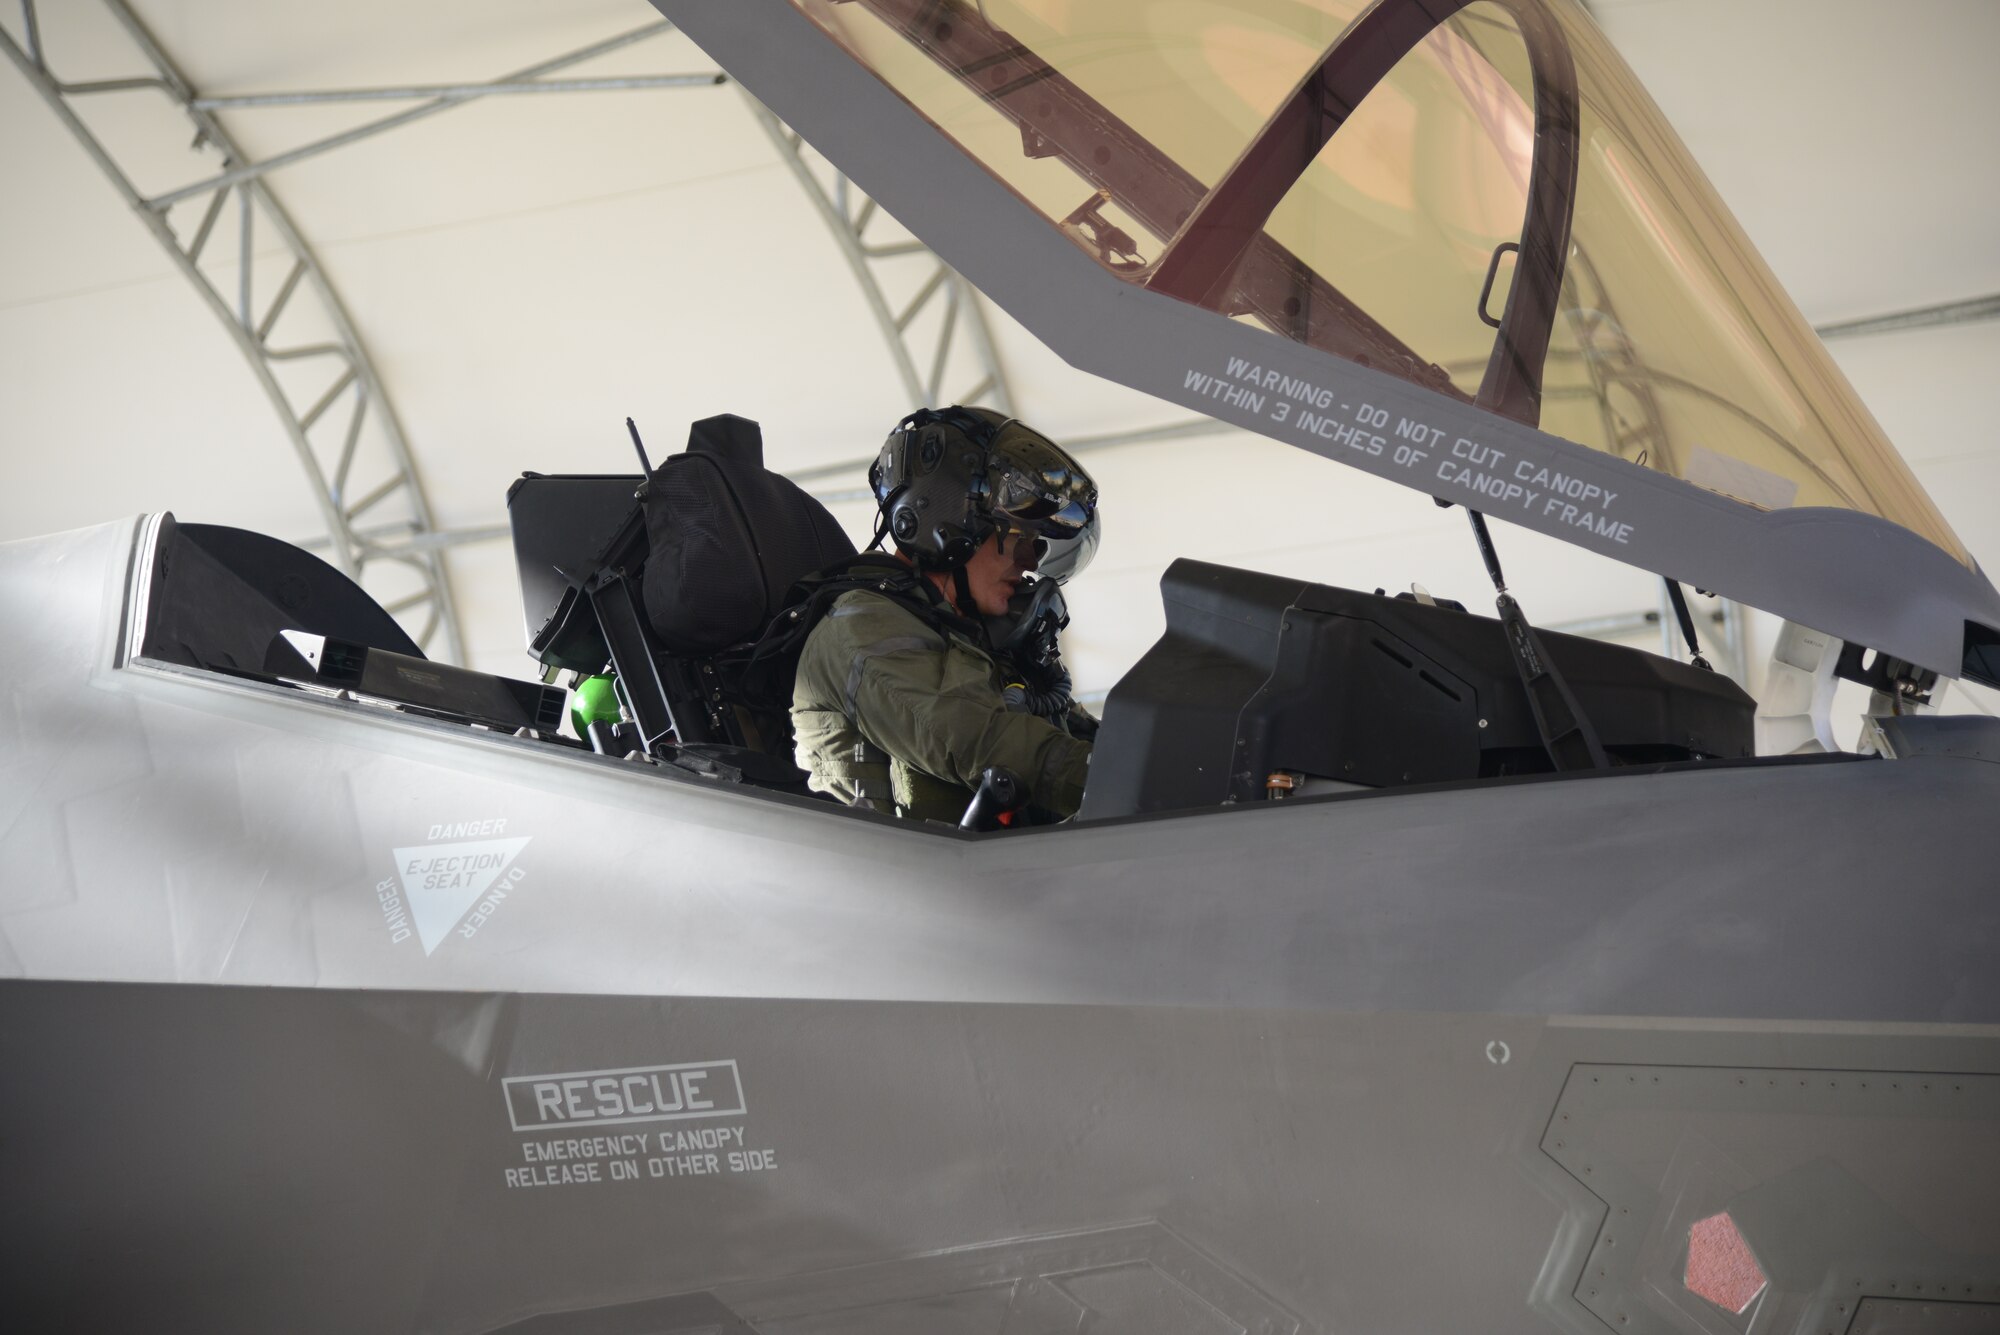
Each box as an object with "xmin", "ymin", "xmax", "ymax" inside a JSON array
[
  {"xmin": 114, "ymin": 0, "xmax": 2000, "ymax": 833},
  {"xmin": 129, "ymin": 403, "xmax": 1810, "ymax": 837}
]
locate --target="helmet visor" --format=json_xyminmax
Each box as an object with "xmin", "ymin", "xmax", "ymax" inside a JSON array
[
  {"xmin": 1034, "ymin": 508, "xmax": 1100, "ymax": 583},
  {"xmin": 987, "ymin": 421, "xmax": 1099, "ymax": 581}
]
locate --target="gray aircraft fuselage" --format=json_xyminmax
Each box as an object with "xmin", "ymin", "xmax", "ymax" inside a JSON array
[{"xmin": 2, "ymin": 516, "xmax": 1997, "ymax": 1333}]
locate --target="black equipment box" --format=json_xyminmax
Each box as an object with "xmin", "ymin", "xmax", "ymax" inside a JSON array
[
  {"xmin": 266, "ymin": 632, "xmax": 566, "ymax": 735},
  {"xmin": 1078, "ymin": 559, "xmax": 1756, "ymax": 821},
  {"xmin": 505, "ymin": 472, "xmax": 644, "ymax": 660}
]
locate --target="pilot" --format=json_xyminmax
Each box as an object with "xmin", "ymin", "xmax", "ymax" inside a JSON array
[{"xmin": 791, "ymin": 406, "xmax": 1101, "ymax": 821}]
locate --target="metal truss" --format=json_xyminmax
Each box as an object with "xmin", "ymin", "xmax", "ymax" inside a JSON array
[
  {"xmin": 2, "ymin": 1, "xmax": 457, "ymax": 656},
  {"xmin": 15, "ymin": 5, "xmax": 1938, "ymax": 683},
  {"xmin": 744, "ymin": 92, "xmax": 1017, "ymax": 425},
  {"xmin": 1814, "ymin": 292, "xmax": 2000, "ymax": 342},
  {"xmin": 1, "ymin": 5, "xmax": 714, "ymax": 661}
]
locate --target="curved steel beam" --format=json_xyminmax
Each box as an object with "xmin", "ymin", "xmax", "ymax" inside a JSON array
[
  {"xmin": 2, "ymin": 0, "xmax": 466, "ymax": 659},
  {"xmin": 1815, "ymin": 293, "xmax": 2000, "ymax": 342},
  {"xmin": 744, "ymin": 92, "xmax": 1015, "ymax": 418},
  {"xmin": 140, "ymin": 21, "xmax": 682, "ymax": 211}
]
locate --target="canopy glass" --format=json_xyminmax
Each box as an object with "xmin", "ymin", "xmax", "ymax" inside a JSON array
[{"xmin": 791, "ymin": 0, "xmax": 1968, "ymax": 567}]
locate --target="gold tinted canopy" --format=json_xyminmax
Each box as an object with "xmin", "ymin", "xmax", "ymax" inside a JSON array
[{"xmin": 794, "ymin": 0, "xmax": 1967, "ymax": 567}]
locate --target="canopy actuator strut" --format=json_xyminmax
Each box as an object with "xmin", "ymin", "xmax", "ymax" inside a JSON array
[
  {"xmin": 1449, "ymin": 501, "xmax": 1610, "ymax": 772},
  {"xmin": 1663, "ymin": 579, "xmax": 1714, "ymax": 672}
]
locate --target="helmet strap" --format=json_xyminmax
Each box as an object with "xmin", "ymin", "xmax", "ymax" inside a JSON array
[{"xmin": 951, "ymin": 565, "xmax": 975, "ymax": 616}]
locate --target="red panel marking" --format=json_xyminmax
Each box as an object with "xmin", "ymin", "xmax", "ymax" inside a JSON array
[{"xmin": 1685, "ymin": 1211, "xmax": 1767, "ymax": 1314}]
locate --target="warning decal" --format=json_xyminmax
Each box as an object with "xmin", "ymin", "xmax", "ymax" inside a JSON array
[
  {"xmin": 500, "ymin": 1061, "xmax": 779, "ymax": 1190},
  {"xmin": 384, "ymin": 832, "xmax": 531, "ymax": 954}
]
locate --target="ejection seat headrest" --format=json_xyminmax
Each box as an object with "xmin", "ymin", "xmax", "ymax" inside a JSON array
[
  {"xmin": 639, "ymin": 413, "xmax": 856, "ymax": 656},
  {"xmin": 685, "ymin": 412, "xmax": 765, "ymax": 466}
]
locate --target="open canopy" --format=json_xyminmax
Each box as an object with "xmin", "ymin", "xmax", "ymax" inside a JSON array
[{"xmin": 653, "ymin": 0, "xmax": 2000, "ymax": 683}]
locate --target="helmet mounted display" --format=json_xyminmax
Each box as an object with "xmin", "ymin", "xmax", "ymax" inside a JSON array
[{"xmin": 870, "ymin": 406, "xmax": 1100, "ymax": 583}]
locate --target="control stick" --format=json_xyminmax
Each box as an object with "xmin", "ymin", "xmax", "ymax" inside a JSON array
[{"xmin": 960, "ymin": 765, "xmax": 1026, "ymax": 831}]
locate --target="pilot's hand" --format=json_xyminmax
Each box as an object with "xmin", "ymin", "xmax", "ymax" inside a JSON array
[{"xmin": 1063, "ymin": 703, "xmax": 1100, "ymax": 742}]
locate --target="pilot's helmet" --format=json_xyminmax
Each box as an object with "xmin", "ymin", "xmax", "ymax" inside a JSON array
[{"xmin": 869, "ymin": 405, "xmax": 1100, "ymax": 582}]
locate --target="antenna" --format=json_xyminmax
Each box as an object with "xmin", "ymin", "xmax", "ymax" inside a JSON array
[{"xmin": 625, "ymin": 417, "xmax": 654, "ymax": 475}]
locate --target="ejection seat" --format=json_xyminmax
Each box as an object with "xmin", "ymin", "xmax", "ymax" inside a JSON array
[{"xmin": 510, "ymin": 413, "xmax": 855, "ymax": 788}]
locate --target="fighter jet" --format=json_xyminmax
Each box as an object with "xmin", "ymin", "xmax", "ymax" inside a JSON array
[{"xmin": 3, "ymin": 0, "xmax": 1997, "ymax": 1331}]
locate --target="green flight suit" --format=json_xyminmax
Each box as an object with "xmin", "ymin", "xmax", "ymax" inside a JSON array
[{"xmin": 792, "ymin": 586, "xmax": 1092, "ymax": 821}]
